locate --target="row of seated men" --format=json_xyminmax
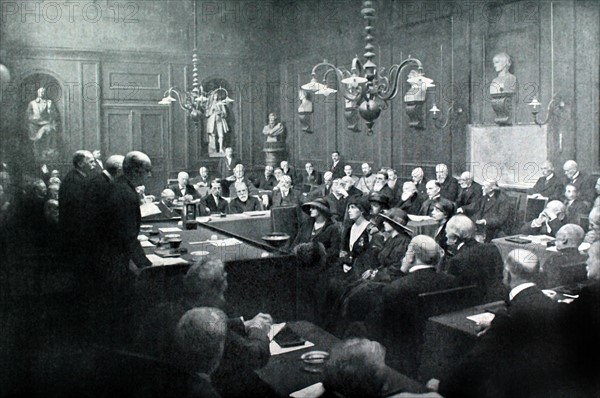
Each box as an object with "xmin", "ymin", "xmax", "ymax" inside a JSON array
[{"xmin": 2, "ymin": 148, "xmax": 599, "ymax": 397}]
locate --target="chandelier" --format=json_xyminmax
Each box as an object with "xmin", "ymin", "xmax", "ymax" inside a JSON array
[
  {"xmin": 158, "ymin": 0, "xmax": 233, "ymax": 123},
  {"xmin": 301, "ymin": 0, "xmax": 433, "ymax": 135}
]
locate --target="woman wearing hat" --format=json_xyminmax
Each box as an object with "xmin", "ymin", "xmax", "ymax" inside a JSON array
[
  {"xmin": 339, "ymin": 196, "xmax": 374, "ymax": 274},
  {"xmin": 431, "ymin": 198, "xmax": 455, "ymax": 256},
  {"xmin": 292, "ymin": 198, "xmax": 341, "ymax": 262}
]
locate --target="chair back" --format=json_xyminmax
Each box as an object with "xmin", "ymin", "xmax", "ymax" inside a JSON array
[
  {"xmin": 505, "ymin": 194, "xmax": 521, "ymax": 234},
  {"xmin": 417, "ymin": 284, "xmax": 480, "ymax": 317},
  {"xmin": 524, "ymin": 196, "xmax": 548, "ymax": 223},
  {"xmin": 271, "ymin": 205, "xmax": 299, "ymax": 238}
]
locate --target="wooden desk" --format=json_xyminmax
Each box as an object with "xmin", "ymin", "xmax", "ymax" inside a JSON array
[
  {"xmin": 419, "ymin": 301, "xmax": 506, "ymax": 381},
  {"xmin": 256, "ymin": 321, "xmax": 425, "ymax": 397},
  {"xmin": 492, "ymin": 235, "xmax": 556, "ymax": 268},
  {"xmin": 196, "ymin": 211, "xmax": 272, "ymax": 242}
]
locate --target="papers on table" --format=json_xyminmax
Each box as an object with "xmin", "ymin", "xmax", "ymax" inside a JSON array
[
  {"xmin": 289, "ymin": 382, "xmax": 325, "ymax": 398},
  {"xmin": 466, "ymin": 312, "xmax": 496, "ymax": 325},
  {"xmin": 140, "ymin": 240, "xmax": 155, "ymax": 248},
  {"xmin": 546, "ymin": 245, "xmax": 558, "ymax": 252},
  {"xmin": 268, "ymin": 323, "xmax": 314, "ymax": 356},
  {"xmin": 522, "ymin": 235, "xmax": 555, "ymax": 245},
  {"xmin": 158, "ymin": 227, "xmax": 182, "ymax": 233},
  {"xmin": 140, "ymin": 202, "xmax": 162, "ymax": 218},
  {"xmin": 137, "ymin": 234, "xmax": 149, "ymax": 241},
  {"xmin": 407, "ymin": 214, "xmax": 433, "ymax": 222},
  {"xmin": 242, "ymin": 211, "xmax": 268, "ymax": 217},
  {"xmin": 209, "ymin": 238, "xmax": 242, "ymax": 247},
  {"xmin": 146, "ymin": 254, "xmax": 189, "ymax": 266}
]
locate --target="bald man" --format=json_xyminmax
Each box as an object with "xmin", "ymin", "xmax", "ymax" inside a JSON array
[
  {"xmin": 460, "ymin": 180, "xmax": 511, "ymax": 242},
  {"xmin": 455, "ymin": 171, "xmax": 482, "ymax": 208},
  {"xmin": 439, "ymin": 248, "xmax": 563, "ymax": 398},
  {"xmin": 382, "ymin": 235, "xmax": 456, "ymax": 374},
  {"xmin": 527, "ymin": 160, "xmax": 564, "ymax": 200},
  {"xmin": 100, "ymin": 151, "xmax": 153, "ymax": 289},
  {"xmin": 354, "ymin": 163, "xmax": 376, "ymax": 194},
  {"xmin": 169, "ymin": 171, "xmax": 200, "ymax": 200},
  {"xmin": 519, "ymin": 200, "xmax": 566, "ymax": 237},
  {"xmin": 542, "ymin": 224, "xmax": 587, "ymax": 287},
  {"xmin": 443, "ymin": 215, "xmax": 504, "ymax": 299}
]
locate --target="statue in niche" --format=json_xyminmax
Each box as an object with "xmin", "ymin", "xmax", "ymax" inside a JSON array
[
  {"xmin": 298, "ymin": 89, "xmax": 313, "ymax": 133},
  {"xmin": 489, "ymin": 52, "xmax": 516, "ymax": 125},
  {"xmin": 205, "ymin": 91, "xmax": 230, "ymax": 155},
  {"xmin": 26, "ymin": 86, "xmax": 61, "ymax": 161},
  {"xmin": 489, "ymin": 52, "xmax": 516, "ymax": 95},
  {"xmin": 262, "ymin": 113, "xmax": 286, "ymax": 143}
]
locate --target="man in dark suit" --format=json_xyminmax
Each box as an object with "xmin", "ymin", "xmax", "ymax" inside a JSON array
[
  {"xmin": 256, "ymin": 165, "xmax": 277, "ymax": 190},
  {"xmin": 280, "ymin": 160, "xmax": 296, "ymax": 185},
  {"xmin": 371, "ymin": 171, "xmax": 394, "ymax": 201},
  {"xmin": 456, "ymin": 171, "xmax": 482, "ymax": 208},
  {"xmin": 271, "ymin": 175, "xmax": 300, "ymax": 208},
  {"xmin": 411, "ymin": 167, "xmax": 428, "ymax": 200},
  {"xmin": 436, "ymin": 163, "xmax": 459, "ymax": 202},
  {"xmin": 330, "ymin": 151, "xmax": 344, "ymax": 179},
  {"xmin": 324, "ymin": 179, "xmax": 351, "ymax": 222},
  {"xmin": 519, "ymin": 200, "xmax": 566, "ymax": 237},
  {"xmin": 437, "ymin": 249, "xmax": 564, "ymax": 398},
  {"xmin": 563, "ymin": 183, "xmax": 590, "ymax": 227},
  {"xmin": 382, "ymin": 235, "xmax": 456, "ymax": 374},
  {"xmin": 299, "ymin": 162, "xmax": 322, "ymax": 188},
  {"xmin": 527, "ymin": 160, "xmax": 564, "ymax": 200},
  {"xmin": 541, "ymin": 223, "xmax": 587, "ymax": 287},
  {"xmin": 168, "ymin": 171, "xmax": 200, "ymax": 200},
  {"xmin": 419, "ymin": 180, "xmax": 442, "ymax": 216},
  {"xmin": 228, "ymin": 182, "xmax": 261, "ymax": 213},
  {"xmin": 443, "ymin": 215, "xmax": 504, "ymax": 300},
  {"xmin": 218, "ymin": 147, "xmax": 240, "ymax": 180},
  {"xmin": 395, "ymin": 181, "xmax": 422, "ymax": 214},
  {"xmin": 142, "ymin": 188, "xmax": 177, "ymax": 220},
  {"xmin": 227, "ymin": 164, "xmax": 259, "ymax": 199},
  {"xmin": 190, "ymin": 166, "xmax": 210, "ymax": 189},
  {"xmin": 201, "ymin": 179, "xmax": 229, "ymax": 214},
  {"xmin": 90, "ymin": 149, "xmax": 104, "ymax": 176},
  {"xmin": 460, "ymin": 180, "xmax": 511, "ymax": 242},
  {"xmin": 59, "ymin": 150, "xmax": 96, "ymax": 255},
  {"xmin": 307, "ymin": 171, "xmax": 334, "ymax": 200},
  {"xmin": 563, "ymin": 159, "xmax": 596, "ymax": 205}
]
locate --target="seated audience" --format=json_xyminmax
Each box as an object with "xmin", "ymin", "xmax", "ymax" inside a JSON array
[
  {"xmin": 431, "ymin": 198, "xmax": 454, "ymax": 255},
  {"xmin": 168, "ymin": 172, "xmax": 200, "ymax": 200},
  {"xmin": 325, "ymin": 179, "xmax": 350, "ymax": 222},
  {"xmin": 443, "ymin": 215, "xmax": 504, "ymax": 299},
  {"xmin": 435, "ymin": 163, "xmax": 459, "ymax": 202},
  {"xmin": 563, "ymin": 183, "xmax": 589, "ymax": 226},
  {"xmin": 460, "ymin": 180, "xmax": 511, "ymax": 242},
  {"xmin": 256, "ymin": 165, "xmax": 276, "ymax": 190},
  {"xmin": 292, "ymin": 198, "xmax": 341, "ymax": 262},
  {"xmin": 542, "ymin": 224, "xmax": 587, "ymax": 287},
  {"xmin": 394, "ymin": 181, "xmax": 422, "ymax": 214},
  {"xmin": 339, "ymin": 197, "xmax": 373, "ymax": 273},
  {"xmin": 173, "ymin": 307, "xmax": 227, "ymax": 398},
  {"xmin": 341, "ymin": 176, "xmax": 363, "ymax": 199},
  {"xmin": 280, "ymin": 160, "xmax": 295, "ymax": 184},
  {"xmin": 368, "ymin": 192, "xmax": 390, "ymax": 220},
  {"xmin": 419, "ymin": 180, "xmax": 442, "ymax": 216},
  {"xmin": 155, "ymin": 189, "xmax": 177, "ymax": 219},
  {"xmin": 228, "ymin": 182, "xmax": 261, "ymax": 213},
  {"xmin": 435, "ymin": 249, "xmax": 565, "ymax": 398},
  {"xmin": 563, "ymin": 159, "xmax": 595, "ymax": 205},
  {"xmin": 527, "ymin": 160, "xmax": 564, "ymax": 200},
  {"xmin": 307, "ymin": 171, "xmax": 333, "ymax": 200},
  {"xmin": 411, "ymin": 167, "xmax": 427, "ymax": 200},
  {"xmin": 519, "ymin": 200, "xmax": 566, "ymax": 237},
  {"xmin": 299, "ymin": 162, "xmax": 322, "ymax": 188},
  {"xmin": 322, "ymin": 338, "xmax": 389, "ymax": 398},
  {"xmin": 386, "ymin": 168, "xmax": 401, "ymax": 200},
  {"xmin": 201, "ymin": 179, "xmax": 229, "ymax": 214},
  {"xmin": 217, "ymin": 147, "xmax": 239, "ymax": 180},
  {"xmin": 455, "ymin": 171, "xmax": 482, "ymax": 208},
  {"xmin": 355, "ymin": 163, "xmax": 376, "ymax": 194},
  {"xmin": 271, "ymin": 175, "xmax": 299, "ymax": 208}
]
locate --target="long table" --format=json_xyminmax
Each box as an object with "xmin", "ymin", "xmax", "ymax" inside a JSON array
[
  {"xmin": 492, "ymin": 235, "xmax": 556, "ymax": 268},
  {"xmin": 256, "ymin": 321, "xmax": 425, "ymax": 397}
]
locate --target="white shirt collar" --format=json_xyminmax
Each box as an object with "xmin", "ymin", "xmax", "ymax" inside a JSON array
[
  {"xmin": 102, "ymin": 170, "xmax": 113, "ymax": 182},
  {"xmin": 545, "ymin": 173, "xmax": 554, "ymax": 181},
  {"xmin": 409, "ymin": 265, "xmax": 435, "ymax": 273},
  {"xmin": 509, "ymin": 282, "xmax": 536, "ymax": 301},
  {"xmin": 457, "ymin": 242, "xmax": 465, "ymax": 251}
]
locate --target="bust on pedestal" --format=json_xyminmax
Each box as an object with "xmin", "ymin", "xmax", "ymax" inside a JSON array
[
  {"xmin": 262, "ymin": 113, "xmax": 287, "ymax": 167},
  {"xmin": 489, "ymin": 52, "xmax": 517, "ymax": 126}
]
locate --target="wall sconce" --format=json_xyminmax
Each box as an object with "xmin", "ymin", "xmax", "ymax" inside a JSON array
[
  {"xmin": 403, "ymin": 70, "xmax": 434, "ymax": 129},
  {"xmin": 429, "ymin": 102, "xmax": 463, "ymax": 128},
  {"xmin": 528, "ymin": 94, "xmax": 564, "ymax": 126}
]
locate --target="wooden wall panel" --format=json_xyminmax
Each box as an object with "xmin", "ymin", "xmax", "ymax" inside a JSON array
[
  {"xmin": 104, "ymin": 110, "xmax": 133, "ymax": 154},
  {"xmin": 101, "ymin": 62, "xmax": 167, "ymax": 102},
  {"xmin": 81, "ymin": 62, "xmax": 101, "ymax": 150}
]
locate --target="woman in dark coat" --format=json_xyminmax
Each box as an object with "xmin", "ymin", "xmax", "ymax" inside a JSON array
[{"xmin": 292, "ymin": 198, "xmax": 341, "ymax": 263}]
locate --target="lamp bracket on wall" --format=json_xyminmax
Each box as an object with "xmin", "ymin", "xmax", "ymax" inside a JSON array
[
  {"xmin": 528, "ymin": 93, "xmax": 564, "ymax": 127},
  {"xmin": 429, "ymin": 102, "xmax": 463, "ymax": 129}
]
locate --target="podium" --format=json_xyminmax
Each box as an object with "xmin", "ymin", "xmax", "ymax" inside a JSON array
[{"xmin": 263, "ymin": 141, "xmax": 287, "ymax": 168}]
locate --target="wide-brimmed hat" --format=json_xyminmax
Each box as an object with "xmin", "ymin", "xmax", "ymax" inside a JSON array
[
  {"xmin": 302, "ymin": 198, "xmax": 332, "ymax": 217},
  {"xmin": 379, "ymin": 208, "xmax": 414, "ymax": 235},
  {"xmin": 368, "ymin": 192, "xmax": 390, "ymax": 208},
  {"xmin": 347, "ymin": 195, "xmax": 370, "ymax": 215}
]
